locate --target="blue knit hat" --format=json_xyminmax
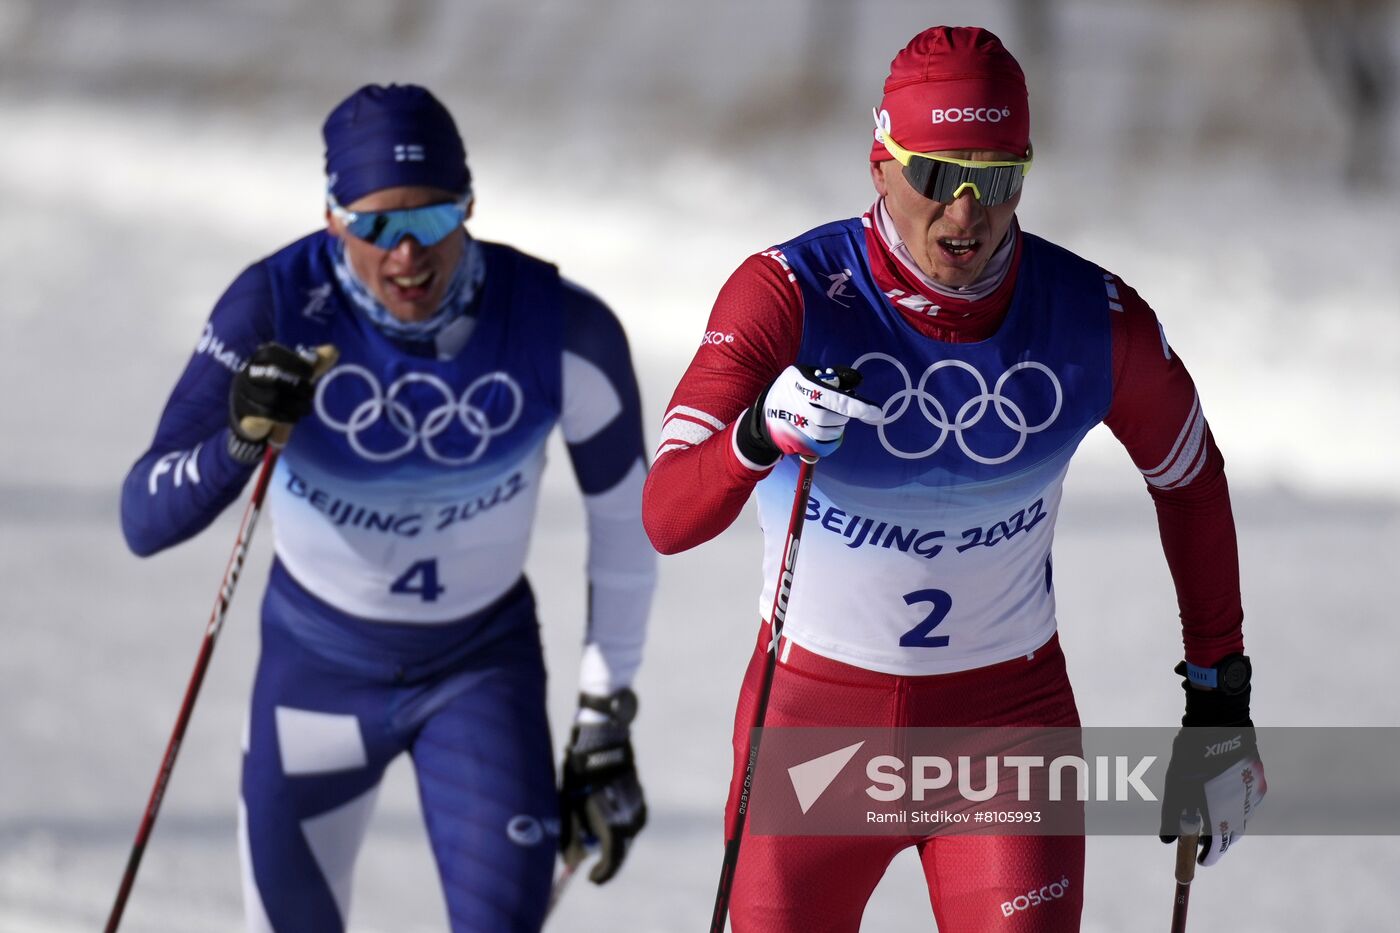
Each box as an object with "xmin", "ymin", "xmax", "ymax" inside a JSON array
[{"xmin": 323, "ymin": 84, "xmax": 471, "ymax": 205}]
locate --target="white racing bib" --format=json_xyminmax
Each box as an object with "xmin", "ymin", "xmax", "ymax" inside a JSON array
[
  {"xmin": 757, "ymin": 462, "xmax": 1067, "ymax": 674},
  {"xmin": 270, "ymin": 446, "xmax": 547, "ymax": 623}
]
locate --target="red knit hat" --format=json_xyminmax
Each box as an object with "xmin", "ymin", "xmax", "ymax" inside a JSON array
[{"xmin": 871, "ymin": 26, "xmax": 1030, "ymax": 161}]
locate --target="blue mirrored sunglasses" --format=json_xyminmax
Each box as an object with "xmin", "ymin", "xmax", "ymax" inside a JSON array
[{"xmin": 327, "ymin": 193, "xmax": 470, "ymax": 248}]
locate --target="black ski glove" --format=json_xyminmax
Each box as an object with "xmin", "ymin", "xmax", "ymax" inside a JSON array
[
  {"xmin": 559, "ymin": 689, "xmax": 646, "ymax": 884},
  {"xmin": 227, "ymin": 343, "xmax": 321, "ymax": 463},
  {"xmin": 1159, "ymin": 656, "xmax": 1267, "ymax": 867}
]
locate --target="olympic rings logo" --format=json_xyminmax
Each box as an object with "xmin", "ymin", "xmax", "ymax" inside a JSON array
[
  {"xmin": 314, "ymin": 364, "xmax": 523, "ymax": 465},
  {"xmin": 852, "ymin": 352, "xmax": 1063, "ymax": 465}
]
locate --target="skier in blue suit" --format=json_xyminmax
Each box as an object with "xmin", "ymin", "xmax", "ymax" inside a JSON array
[{"xmin": 121, "ymin": 84, "xmax": 656, "ymax": 932}]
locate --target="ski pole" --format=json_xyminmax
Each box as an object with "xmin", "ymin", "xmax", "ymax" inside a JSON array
[
  {"xmin": 545, "ymin": 859, "xmax": 581, "ymax": 922},
  {"xmin": 105, "ymin": 444, "xmax": 280, "ymax": 932},
  {"xmin": 708, "ymin": 453, "xmax": 818, "ymax": 933},
  {"xmin": 106, "ymin": 345, "xmax": 334, "ymax": 932},
  {"xmin": 1170, "ymin": 814, "xmax": 1203, "ymax": 933}
]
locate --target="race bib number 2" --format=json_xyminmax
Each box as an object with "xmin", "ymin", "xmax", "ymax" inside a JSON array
[{"xmin": 899, "ymin": 588, "xmax": 953, "ymax": 648}]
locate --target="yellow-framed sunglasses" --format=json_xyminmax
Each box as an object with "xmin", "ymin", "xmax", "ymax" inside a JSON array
[{"xmin": 878, "ymin": 122, "xmax": 1032, "ymax": 206}]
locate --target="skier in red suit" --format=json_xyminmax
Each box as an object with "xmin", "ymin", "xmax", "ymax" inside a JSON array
[{"xmin": 643, "ymin": 26, "xmax": 1264, "ymax": 932}]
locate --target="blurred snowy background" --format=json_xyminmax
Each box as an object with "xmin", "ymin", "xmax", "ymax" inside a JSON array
[{"xmin": 1, "ymin": 0, "xmax": 1397, "ymax": 930}]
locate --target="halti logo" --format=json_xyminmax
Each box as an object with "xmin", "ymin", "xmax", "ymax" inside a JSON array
[
  {"xmin": 394, "ymin": 144, "xmax": 425, "ymax": 162},
  {"xmin": 196, "ymin": 323, "xmax": 247, "ymax": 373}
]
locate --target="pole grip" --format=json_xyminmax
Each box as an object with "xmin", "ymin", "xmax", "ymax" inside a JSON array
[
  {"xmin": 239, "ymin": 343, "xmax": 340, "ymax": 447},
  {"xmin": 1175, "ymin": 824, "xmax": 1201, "ymax": 885}
]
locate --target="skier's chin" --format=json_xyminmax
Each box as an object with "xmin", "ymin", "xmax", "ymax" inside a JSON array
[{"xmin": 927, "ymin": 253, "xmax": 989, "ymax": 289}]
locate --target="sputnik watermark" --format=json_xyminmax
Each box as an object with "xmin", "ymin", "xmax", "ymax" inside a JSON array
[
  {"xmin": 787, "ymin": 743, "xmax": 1156, "ymax": 827},
  {"xmin": 748, "ymin": 725, "xmax": 1400, "ymax": 837},
  {"xmin": 784, "ymin": 738, "xmax": 1156, "ymax": 833},
  {"xmin": 750, "ymin": 726, "xmax": 1286, "ymax": 837},
  {"xmin": 863, "ymin": 753, "xmax": 1157, "ymax": 803}
]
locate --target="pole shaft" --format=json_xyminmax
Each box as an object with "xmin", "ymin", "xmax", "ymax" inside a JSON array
[
  {"xmin": 105, "ymin": 447, "xmax": 279, "ymax": 933},
  {"xmin": 709, "ymin": 457, "xmax": 815, "ymax": 933}
]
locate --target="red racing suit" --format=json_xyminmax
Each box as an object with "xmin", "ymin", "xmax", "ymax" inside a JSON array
[{"xmin": 642, "ymin": 206, "xmax": 1245, "ymax": 932}]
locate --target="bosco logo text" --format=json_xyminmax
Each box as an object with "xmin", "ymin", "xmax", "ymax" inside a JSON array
[
  {"xmin": 1001, "ymin": 878, "xmax": 1072, "ymax": 917},
  {"xmin": 931, "ymin": 107, "xmax": 1013, "ymax": 124}
]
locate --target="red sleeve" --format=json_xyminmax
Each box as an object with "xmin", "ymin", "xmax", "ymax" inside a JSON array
[
  {"xmin": 641, "ymin": 251, "xmax": 803, "ymax": 554},
  {"xmin": 1103, "ymin": 275, "xmax": 1245, "ymax": 667}
]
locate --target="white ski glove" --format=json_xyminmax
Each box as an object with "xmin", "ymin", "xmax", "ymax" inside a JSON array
[{"xmin": 734, "ymin": 364, "xmax": 882, "ymax": 465}]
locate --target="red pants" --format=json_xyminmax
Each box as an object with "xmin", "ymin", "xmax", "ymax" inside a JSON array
[{"xmin": 724, "ymin": 630, "xmax": 1085, "ymax": 932}]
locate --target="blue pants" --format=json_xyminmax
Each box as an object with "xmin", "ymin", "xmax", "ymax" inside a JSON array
[{"xmin": 239, "ymin": 563, "xmax": 559, "ymax": 932}]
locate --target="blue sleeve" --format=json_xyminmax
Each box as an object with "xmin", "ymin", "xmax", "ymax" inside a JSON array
[
  {"xmin": 120, "ymin": 263, "xmax": 276, "ymax": 556},
  {"xmin": 559, "ymin": 280, "xmax": 647, "ymax": 494}
]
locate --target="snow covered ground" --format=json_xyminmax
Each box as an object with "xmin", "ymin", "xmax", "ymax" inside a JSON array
[{"xmin": 2, "ymin": 2, "xmax": 1398, "ymax": 930}]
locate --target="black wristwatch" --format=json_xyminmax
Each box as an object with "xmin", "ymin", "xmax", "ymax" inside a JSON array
[
  {"xmin": 578, "ymin": 688, "xmax": 639, "ymax": 725},
  {"xmin": 1184, "ymin": 653, "xmax": 1252, "ymax": 695}
]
